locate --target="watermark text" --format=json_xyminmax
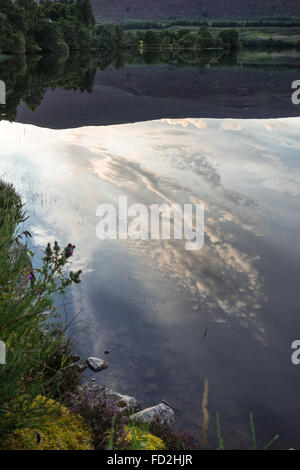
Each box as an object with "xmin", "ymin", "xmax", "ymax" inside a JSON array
[
  {"xmin": 96, "ymin": 197, "xmax": 204, "ymax": 251},
  {"xmin": 291, "ymin": 80, "xmax": 300, "ymax": 105},
  {"xmin": 0, "ymin": 80, "xmax": 5, "ymax": 105}
]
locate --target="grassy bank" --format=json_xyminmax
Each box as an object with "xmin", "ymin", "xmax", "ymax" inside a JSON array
[
  {"xmin": 114, "ymin": 20, "xmax": 300, "ymax": 50},
  {"xmin": 112, "ymin": 18, "xmax": 300, "ymax": 30},
  {"xmin": 0, "ymin": 179, "xmax": 85, "ymax": 446},
  {"xmin": 0, "ymin": 180, "xmax": 197, "ymax": 450}
]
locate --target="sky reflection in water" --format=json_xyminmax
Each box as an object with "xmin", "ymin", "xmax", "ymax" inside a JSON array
[{"xmin": 1, "ymin": 117, "xmax": 300, "ymax": 449}]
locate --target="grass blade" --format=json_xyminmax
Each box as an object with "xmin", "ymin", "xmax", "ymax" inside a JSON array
[
  {"xmin": 249, "ymin": 412, "xmax": 257, "ymax": 450},
  {"xmin": 107, "ymin": 416, "xmax": 116, "ymax": 450},
  {"xmin": 216, "ymin": 411, "xmax": 224, "ymax": 450},
  {"xmin": 263, "ymin": 434, "xmax": 279, "ymax": 450}
]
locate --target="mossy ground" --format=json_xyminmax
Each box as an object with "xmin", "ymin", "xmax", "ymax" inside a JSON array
[{"xmin": 1, "ymin": 396, "xmax": 94, "ymax": 450}]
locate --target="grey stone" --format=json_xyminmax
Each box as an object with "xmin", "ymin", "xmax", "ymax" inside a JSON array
[
  {"xmin": 86, "ymin": 357, "xmax": 109, "ymax": 372},
  {"xmin": 104, "ymin": 388, "xmax": 141, "ymax": 413},
  {"xmin": 130, "ymin": 403, "xmax": 175, "ymax": 428},
  {"xmin": 81, "ymin": 382, "xmax": 141, "ymax": 413}
]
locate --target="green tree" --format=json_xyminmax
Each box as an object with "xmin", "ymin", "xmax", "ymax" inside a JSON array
[
  {"xmin": 76, "ymin": 0, "xmax": 94, "ymax": 26},
  {"xmin": 143, "ymin": 30, "xmax": 160, "ymax": 48},
  {"xmin": 123, "ymin": 31, "xmax": 138, "ymax": 49},
  {"xmin": 96, "ymin": 25, "xmax": 112, "ymax": 49},
  {"xmin": 58, "ymin": 18, "xmax": 80, "ymax": 50},
  {"xmin": 65, "ymin": 2, "xmax": 83, "ymax": 22},
  {"xmin": 35, "ymin": 18, "xmax": 69, "ymax": 54},
  {"xmin": 218, "ymin": 29, "xmax": 240, "ymax": 51},
  {"xmin": 197, "ymin": 26, "xmax": 216, "ymax": 49},
  {"xmin": 0, "ymin": 0, "xmax": 26, "ymax": 33},
  {"xmin": 112, "ymin": 25, "xmax": 125, "ymax": 49},
  {"xmin": 178, "ymin": 33, "xmax": 195, "ymax": 49},
  {"xmin": 45, "ymin": 2, "xmax": 66, "ymax": 21},
  {"xmin": 0, "ymin": 13, "xmax": 14, "ymax": 53},
  {"xmin": 11, "ymin": 31, "xmax": 26, "ymax": 54}
]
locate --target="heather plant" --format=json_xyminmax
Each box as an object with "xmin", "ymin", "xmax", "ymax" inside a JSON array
[
  {"xmin": 149, "ymin": 418, "xmax": 197, "ymax": 450},
  {"xmin": 0, "ymin": 180, "xmax": 82, "ymax": 444},
  {"xmin": 69, "ymin": 389, "xmax": 185, "ymax": 450},
  {"xmin": 67, "ymin": 386, "xmax": 130, "ymax": 450}
]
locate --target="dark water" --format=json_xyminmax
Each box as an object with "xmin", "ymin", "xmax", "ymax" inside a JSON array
[
  {"xmin": 1, "ymin": 49, "xmax": 300, "ymax": 127},
  {"xmin": 1, "ymin": 52, "xmax": 300, "ymax": 449}
]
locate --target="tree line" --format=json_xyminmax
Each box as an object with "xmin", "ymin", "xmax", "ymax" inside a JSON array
[
  {"xmin": 0, "ymin": 0, "xmax": 240, "ymax": 56},
  {"xmin": 118, "ymin": 17, "xmax": 300, "ymax": 30},
  {"xmin": 136, "ymin": 27, "xmax": 240, "ymax": 52},
  {"xmin": 0, "ymin": 0, "xmax": 96, "ymax": 55}
]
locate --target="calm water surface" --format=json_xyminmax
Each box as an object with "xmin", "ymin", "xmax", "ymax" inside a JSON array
[{"xmin": 1, "ymin": 117, "xmax": 300, "ymax": 448}]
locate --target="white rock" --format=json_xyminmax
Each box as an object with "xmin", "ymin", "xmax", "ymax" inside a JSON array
[
  {"xmin": 130, "ymin": 403, "xmax": 174, "ymax": 428},
  {"xmin": 104, "ymin": 388, "xmax": 141, "ymax": 413},
  {"xmin": 86, "ymin": 357, "xmax": 108, "ymax": 372}
]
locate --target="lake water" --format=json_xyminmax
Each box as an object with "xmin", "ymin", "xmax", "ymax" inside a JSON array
[{"xmin": 1, "ymin": 53, "xmax": 300, "ymax": 449}]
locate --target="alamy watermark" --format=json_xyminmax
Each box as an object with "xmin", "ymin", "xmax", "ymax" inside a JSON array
[
  {"xmin": 291, "ymin": 80, "xmax": 300, "ymax": 105},
  {"xmin": 0, "ymin": 80, "xmax": 5, "ymax": 105},
  {"xmin": 96, "ymin": 196, "xmax": 204, "ymax": 251},
  {"xmin": 291, "ymin": 340, "xmax": 300, "ymax": 365},
  {"xmin": 0, "ymin": 340, "xmax": 6, "ymax": 365}
]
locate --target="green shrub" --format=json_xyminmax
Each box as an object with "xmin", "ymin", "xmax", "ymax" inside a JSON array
[
  {"xmin": 0, "ymin": 181, "xmax": 82, "ymax": 444},
  {"xmin": 0, "ymin": 180, "xmax": 24, "ymax": 227},
  {"xmin": 219, "ymin": 29, "xmax": 241, "ymax": 51},
  {"xmin": 119, "ymin": 425, "xmax": 165, "ymax": 450}
]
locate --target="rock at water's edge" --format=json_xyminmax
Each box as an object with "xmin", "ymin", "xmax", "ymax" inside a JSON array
[
  {"xmin": 130, "ymin": 403, "xmax": 175, "ymax": 428},
  {"xmin": 86, "ymin": 357, "xmax": 108, "ymax": 372},
  {"xmin": 80, "ymin": 382, "xmax": 141, "ymax": 413},
  {"xmin": 104, "ymin": 388, "xmax": 141, "ymax": 413}
]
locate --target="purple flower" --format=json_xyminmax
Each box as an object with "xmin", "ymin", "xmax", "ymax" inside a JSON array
[
  {"xmin": 65, "ymin": 243, "xmax": 75, "ymax": 258},
  {"xmin": 66, "ymin": 386, "xmax": 129, "ymax": 450}
]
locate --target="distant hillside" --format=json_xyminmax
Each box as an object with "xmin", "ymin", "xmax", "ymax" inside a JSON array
[{"xmin": 91, "ymin": 0, "xmax": 300, "ymax": 23}]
